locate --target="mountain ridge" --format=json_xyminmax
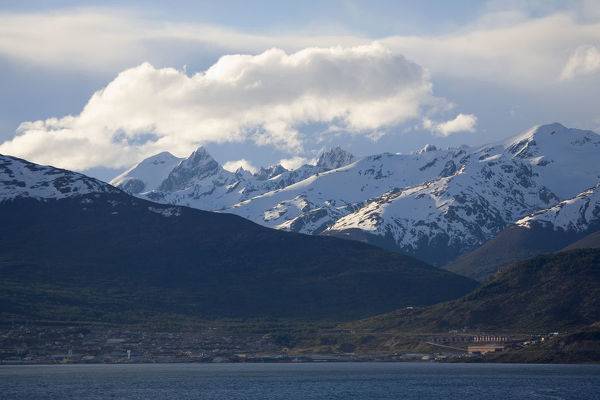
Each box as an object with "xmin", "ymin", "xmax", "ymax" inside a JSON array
[{"xmin": 447, "ymin": 183, "xmax": 600, "ymax": 280}]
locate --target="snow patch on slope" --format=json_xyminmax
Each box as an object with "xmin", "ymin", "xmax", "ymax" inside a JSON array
[{"xmin": 516, "ymin": 184, "xmax": 600, "ymax": 232}]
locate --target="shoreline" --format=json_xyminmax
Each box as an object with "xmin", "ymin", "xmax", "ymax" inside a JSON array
[{"xmin": 3, "ymin": 356, "xmax": 599, "ymax": 366}]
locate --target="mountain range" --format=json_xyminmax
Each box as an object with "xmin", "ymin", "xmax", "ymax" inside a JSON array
[
  {"xmin": 111, "ymin": 123, "xmax": 600, "ymax": 270},
  {"xmin": 0, "ymin": 153, "xmax": 476, "ymax": 322}
]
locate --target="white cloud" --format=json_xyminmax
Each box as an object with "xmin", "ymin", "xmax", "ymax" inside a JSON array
[
  {"xmin": 223, "ymin": 159, "xmax": 258, "ymax": 173},
  {"xmin": 560, "ymin": 44, "xmax": 600, "ymax": 80},
  {"xmin": 0, "ymin": 5, "xmax": 599, "ymax": 98},
  {"xmin": 0, "ymin": 44, "xmax": 438, "ymax": 170},
  {"xmin": 424, "ymin": 113, "xmax": 477, "ymax": 136},
  {"xmin": 279, "ymin": 156, "xmax": 315, "ymax": 170}
]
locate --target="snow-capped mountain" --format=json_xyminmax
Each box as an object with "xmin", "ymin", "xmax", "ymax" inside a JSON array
[
  {"xmin": 110, "ymin": 123, "xmax": 600, "ymax": 265},
  {"xmin": 110, "ymin": 151, "xmax": 183, "ymax": 194},
  {"xmin": 517, "ymin": 183, "xmax": 600, "ymax": 233},
  {"xmin": 230, "ymin": 145, "xmax": 467, "ymax": 236},
  {"xmin": 0, "ymin": 153, "xmax": 119, "ymax": 202},
  {"xmin": 143, "ymin": 146, "xmax": 246, "ymax": 210},
  {"xmin": 112, "ymin": 146, "xmax": 356, "ymax": 211},
  {"xmin": 230, "ymin": 123, "xmax": 600, "ymax": 264}
]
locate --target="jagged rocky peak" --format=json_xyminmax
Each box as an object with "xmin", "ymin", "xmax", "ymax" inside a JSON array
[
  {"xmin": 254, "ymin": 164, "xmax": 288, "ymax": 181},
  {"xmin": 316, "ymin": 146, "xmax": 355, "ymax": 171},
  {"xmin": 159, "ymin": 146, "xmax": 221, "ymax": 192},
  {"xmin": 235, "ymin": 166, "xmax": 254, "ymax": 180},
  {"xmin": 185, "ymin": 146, "xmax": 217, "ymax": 166}
]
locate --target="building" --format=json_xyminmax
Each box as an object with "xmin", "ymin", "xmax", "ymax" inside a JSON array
[{"xmin": 467, "ymin": 344, "xmax": 505, "ymax": 355}]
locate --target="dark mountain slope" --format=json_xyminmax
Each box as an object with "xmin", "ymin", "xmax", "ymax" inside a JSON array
[
  {"xmin": 0, "ymin": 189, "xmax": 476, "ymax": 323},
  {"xmin": 444, "ymin": 225, "xmax": 584, "ymax": 281},
  {"xmin": 357, "ymin": 249, "xmax": 600, "ymax": 333},
  {"xmin": 563, "ymin": 231, "xmax": 600, "ymax": 251}
]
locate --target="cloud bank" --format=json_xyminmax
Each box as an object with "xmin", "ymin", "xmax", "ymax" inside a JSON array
[
  {"xmin": 0, "ymin": 44, "xmax": 457, "ymax": 170},
  {"xmin": 2, "ymin": 8, "xmax": 599, "ymax": 88},
  {"xmin": 0, "ymin": 9, "xmax": 366, "ymax": 73}
]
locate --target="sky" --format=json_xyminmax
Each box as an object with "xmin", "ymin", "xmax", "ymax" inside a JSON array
[{"xmin": 1, "ymin": 0, "xmax": 600, "ymax": 180}]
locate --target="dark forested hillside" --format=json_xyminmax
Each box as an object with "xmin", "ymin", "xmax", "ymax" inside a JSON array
[
  {"xmin": 0, "ymin": 193, "xmax": 477, "ymax": 323},
  {"xmin": 445, "ymin": 225, "xmax": 588, "ymax": 281},
  {"xmin": 358, "ymin": 249, "xmax": 600, "ymax": 333}
]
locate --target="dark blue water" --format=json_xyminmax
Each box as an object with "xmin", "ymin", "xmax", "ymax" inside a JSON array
[{"xmin": 1, "ymin": 362, "xmax": 599, "ymax": 399}]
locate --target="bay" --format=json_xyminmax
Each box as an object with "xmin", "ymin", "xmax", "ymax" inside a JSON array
[{"xmin": 1, "ymin": 362, "xmax": 599, "ymax": 399}]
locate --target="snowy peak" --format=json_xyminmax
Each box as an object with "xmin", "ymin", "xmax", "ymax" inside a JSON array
[
  {"xmin": 159, "ymin": 146, "xmax": 222, "ymax": 192},
  {"xmin": 504, "ymin": 123, "xmax": 599, "ymax": 155},
  {"xmin": 316, "ymin": 147, "xmax": 355, "ymax": 171},
  {"xmin": 110, "ymin": 151, "xmax": 183, "ymax": 194},
  {"xmin": 509, "ymin": 122, "xmax": 566, "ymax": 141},
  {"xmin": 496, "ymin": 123, "xmax": 600, "ymax": 199},
  {"xmin": 0, "ymin": 154, "xmax": 119, "ymax": 202},
  {"xmin": 186, "ymin": 146, "xmax": 216, "ymax": 166}
]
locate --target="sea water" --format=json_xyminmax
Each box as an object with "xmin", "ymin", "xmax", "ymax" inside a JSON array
[{"xmin": 1, "ymin": 362, "xmax": 599, "ymax": 399}]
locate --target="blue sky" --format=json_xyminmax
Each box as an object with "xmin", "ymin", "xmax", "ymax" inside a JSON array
[
  {"xmin": 1, "ymin": 1, "xmax": 599, "ymax": 180},
  {"xmin": 0, "ymin": 1, "xmax": 484, "ymax": 35}
]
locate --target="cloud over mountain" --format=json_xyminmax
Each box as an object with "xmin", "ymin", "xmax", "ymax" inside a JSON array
[
  {"xmin": 223, "ymin": 159, "xmax": 258, "ymax": 173},
  {"xmin": 0, "ymin": 43, "xmax": 467, "ymax": 171},
  {"xmin": 423, "ymin": 113, "xmax": 477, "ymax": 136}
]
